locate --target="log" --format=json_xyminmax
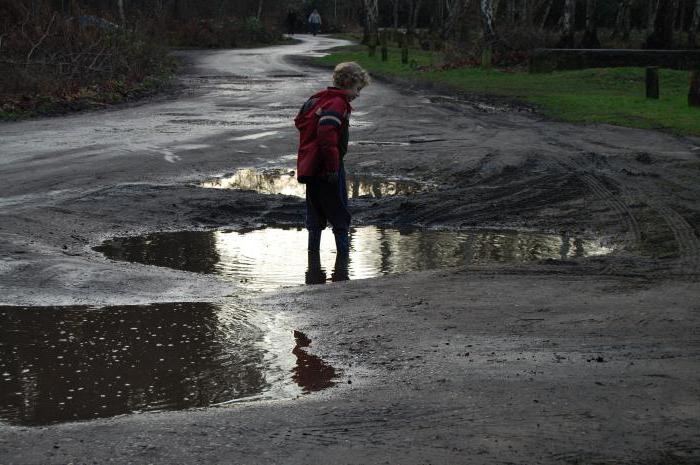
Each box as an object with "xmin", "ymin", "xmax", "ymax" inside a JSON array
[
  {"xmin": 530, "ymin": 49, "xmax": 700, "ymax": 73},
  {"xmin": 646, "ymin": 66, "xmax": 659, "ymax": 99},
  {"xmin": 690, "ymin": 71, "xmax": 700, "ymax": 107}
]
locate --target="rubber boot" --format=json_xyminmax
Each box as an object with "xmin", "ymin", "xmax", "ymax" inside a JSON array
[
  {"xmin": 333, "ymin": 229, "xmax": 350, "ymax": 256},
  {"xmin": 308, "ymin": 229, "xmax": 322, "ymax": 252}
]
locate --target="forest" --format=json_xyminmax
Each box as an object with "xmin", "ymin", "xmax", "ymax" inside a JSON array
[{"xmin": 1, "ymin": 0, "xmax": 699, "ymax": 117}]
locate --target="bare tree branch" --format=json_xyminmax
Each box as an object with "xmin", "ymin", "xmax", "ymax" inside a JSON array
[{"xmin": 26, "ymin": 12, "xmax": 57, "ymax": 67}]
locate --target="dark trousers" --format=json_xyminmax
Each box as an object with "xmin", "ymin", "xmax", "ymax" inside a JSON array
[{"xmin": 306, "ymin": 166, "xmax": 350, "ymax": 253}]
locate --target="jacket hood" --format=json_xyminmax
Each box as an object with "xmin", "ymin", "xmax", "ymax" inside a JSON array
[{"xmin": 310, "ymin": 87, "xmax": 352, "ymax": 110}]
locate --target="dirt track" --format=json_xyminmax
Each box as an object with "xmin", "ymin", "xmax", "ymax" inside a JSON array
[{"xmin": 1, "ymin": 36, "xmax": 699, "ymax": 464}]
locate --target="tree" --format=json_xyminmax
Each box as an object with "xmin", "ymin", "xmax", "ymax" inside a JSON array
[
  {"xmin": 539, "ymin": 0, "xmax": 555, "ymax": 30},
  {"xmin": 581, "ymin": 0, "xmax": 601, "ymax": 47},
  {"xmin": 363, "ymin": 0, "xmax": 379, "ymax": 42},
  {"xmin": 558, "ymin": 0, "xmax": 576, "ymax": 48},
  {"xmin": 645, "ymin": 0, "xmax": 677, "ymax": 48},
  {"xmin": 441, "ymin": 0, "xmax": 471, "ymax": 40},
  {"xmin": 612, "ymin": 0, "xmax": 632, "ymax": 40},
  {"xmin": 480, "ymin": 0, "xmax": 497, "ymax": 43},
  {"xmin": 691, "ymin": 0, "xmax": 700, "ymax": 46}
]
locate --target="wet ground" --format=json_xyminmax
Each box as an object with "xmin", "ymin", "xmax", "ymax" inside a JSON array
[{"xmin": 0, "ymin": 35, "xmax": 699, "ymax": 464}]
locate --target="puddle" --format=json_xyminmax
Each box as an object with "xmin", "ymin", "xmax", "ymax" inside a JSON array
[
  {"xmin": 95, "ymin": 226, "xmax": 613, "ymax": 292},
  {"xmin": 0, "ymin": 302, "xmax": 333, "ymax": 426},
  {"xmin": 200, "ymin": 168, "xmax": 425, "ymax": 199}
]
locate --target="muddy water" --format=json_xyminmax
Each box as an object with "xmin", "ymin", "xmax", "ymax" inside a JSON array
[
  {"xmin": 0, "ymin": 302, "xmax": 333, "ymax": 426},
  {"xmin": 96, "ymin": 227, "xmax": 613, "ymax": 292},
  {"xmin": 201, "ymin": 168, "xmax": 425, "ymax": 199}
]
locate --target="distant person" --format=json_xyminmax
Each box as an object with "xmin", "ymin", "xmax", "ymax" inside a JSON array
[
  {"xmin": 308, "ymin": 9, "xmax": 322, "ymax": 36},
  {"xmin": 294, "ymin": 62, "xmax": 371, "ymax": 268},
  {"xmin": 285, "ymin": 9, "xmax": 297, "ymax": 35}
]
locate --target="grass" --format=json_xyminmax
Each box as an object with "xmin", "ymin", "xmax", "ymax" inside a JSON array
[{"xmin": 315, "ymin": 45, "xmax": 700, "ymax": 136}]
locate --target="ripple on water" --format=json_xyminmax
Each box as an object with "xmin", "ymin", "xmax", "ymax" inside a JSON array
[{"xmin": 95, "ymin": 226, "xmax": 614, "ymax": 292}]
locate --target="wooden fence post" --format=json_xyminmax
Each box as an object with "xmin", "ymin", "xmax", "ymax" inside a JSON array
[
  {"xmin": 482, "ymin": 46, "xmax": 493, "ymax": 69},
  {"xmin": 689, "ymin": 70, "xmax": 700, "ymax": 107},
  {"xmin": 368, "ymin": 33, "xmax": 377, "ymax": 57},
  {"xmin": 401, "ymin": 33, "xmax": 409, "ymax": 64},
  {"xmin": 646, "ymin": 66, "xmax": 659, "ymax": 99},
  {"xmin": 381, "ymin": 31, "xmax": 388, "ymax": 62}
]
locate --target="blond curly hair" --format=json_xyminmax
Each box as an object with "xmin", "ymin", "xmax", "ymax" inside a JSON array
[{"xmin": 332, "ymin": 62, "xmax": 370, "ymax": 89}]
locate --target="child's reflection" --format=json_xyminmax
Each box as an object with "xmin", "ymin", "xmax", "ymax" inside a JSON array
[{"xmin": 291, "ymin": 330, "xmax": 337, "ymax": 393}]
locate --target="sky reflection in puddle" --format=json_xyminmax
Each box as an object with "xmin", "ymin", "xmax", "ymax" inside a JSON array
[
  {"xmin": 95, "ymin": 226, "xmax": 613, "ymax": 292},
  {"xmin": 0, "ymin": 301, "xmax": 327, "ymax": 426},
  {"xmin": 201, "ymin": 168, "xmax": 425, "ymax": 199}
]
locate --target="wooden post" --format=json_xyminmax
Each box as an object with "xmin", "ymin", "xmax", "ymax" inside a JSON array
[
  {"xmin": 482, "ymin": 46, "xmax": 493, "ymax": 69},
  {"xmin": 401, "ymin": 33, "xmax": 409, "ymax": 64},
  {"xmin": 690, "ymin": 70, "xmax": 700, "ymax": 107},
  {"xmin": 646, "ymin": 66, "xmax": 659, "ymax": 99},
  {"xmin": 381, "ymin": 31, "xmax": 388, "ymax": 62}
]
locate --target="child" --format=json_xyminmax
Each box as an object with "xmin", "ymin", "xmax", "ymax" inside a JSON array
[{"xmin": 295, "ymin": 62, "xmax": 370, "ymax": 259}]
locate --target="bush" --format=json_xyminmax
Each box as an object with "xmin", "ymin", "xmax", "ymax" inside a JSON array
[
  {"xmin": 0, "ymin": 1, "xmax": 176, "ymax": 117},
  {"xmin": 165, "ymin": 16, "xmax": 282, "ymax": 48}
]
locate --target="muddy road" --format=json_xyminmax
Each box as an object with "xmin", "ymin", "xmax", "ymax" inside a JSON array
[{"xmin": 1, "ymin": 36, "xmax": 699, "ymax": 464}]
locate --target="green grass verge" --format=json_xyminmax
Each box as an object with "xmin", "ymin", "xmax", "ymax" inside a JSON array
[{"xmin": 316, "ymin": 46, "xmax": 700, "ymax": 136}]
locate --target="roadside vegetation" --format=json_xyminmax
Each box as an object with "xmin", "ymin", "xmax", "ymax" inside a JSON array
[
  {"xmin": 317, "ymin": 43, "xmax": 699, "ymax": 136},
  {"xmin": 0, "ymin": 0, "xmax": 291, "ymax": 120},
  {"xmin": 320, "ymin": 0, "xmax": 700, "ymax": 136}
]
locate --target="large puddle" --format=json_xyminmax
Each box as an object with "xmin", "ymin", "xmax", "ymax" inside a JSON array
[
  {"xmin": 200, "ymin": 168, "xmax": 426, "ymax": 199},
  {"xmin": 95, "ymin": 226, "xmax": 613, "ymax": 292},
  {"xmin": 0, "ymin": 302, "xmax": 334, "ymax": 426}
]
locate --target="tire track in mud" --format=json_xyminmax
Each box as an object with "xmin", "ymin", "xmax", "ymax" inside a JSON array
[
  {"xmin": 546, "ymin": 152, "xmax": 700, "ymax": 276},
  {"xmin": 595, "ymin": 162, "xmax": 700, "ymax": 276},
  {"xmin": 536, "ymin": 155, "xmax": 641, "ymax": 276}
]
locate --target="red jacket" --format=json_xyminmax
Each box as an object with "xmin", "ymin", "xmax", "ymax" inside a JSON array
[{"xmin": 295, "ymin": 88, "xmax": 351, "ymax": 183}]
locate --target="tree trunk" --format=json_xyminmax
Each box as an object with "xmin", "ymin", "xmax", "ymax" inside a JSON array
[
  {"xmin": 645, "ymin": 0, "xmax": 676, "ymax": 48},
  {"xmin": 581, "ymin": 0, "xmax": 601, "ymax": 47},
  {"xmin": 677, "ymin": 0, "xmax": 686, "ymax": 31},
  {"xmin": 648, "ymin": 0, "xmax": 659, "ymax": 33},
  {"xmin": 393, "ymin": 0, "xmax": 399, "ymax": 29},
  {"xmin": 480, "ymin": 0, "xmax": 497, "ymax": 44},
  {"xmin": 117, "ymin": 0, "xmax": 125, "ymax": 25},
  {"xmin": 410, "ymin": 0, "xmax": 422, "ymax": 33},
  {"xmin": 363, "ymin": 0, "xmax": 379, "ymax": 36},
  {"xmin": 691, "ymin": 0, "xmax": 700, "ymax": 46},
  {"xmin": 613, "ymin": 0, "xmax": 632, "ymax": 40},
  {"xmin": 521, "ymin": 0, "xmax": 531, "ymax": 26},
  {"xmin": 442, "ymin": 0, "xmax": 470, "ymax": 40},
  {"xmin": 558, "ymin": 0, "xmax": 576, "ymax": 48},
  {"xmin": 256, "ymin": 0, "xmax": 263, "ymax": 20},
  {"xmin": 540, "ymin": 0, "xmax": 554, "ymax": 30},
  {"xmin": 506, "ymin": 0, "xmax": 515, "ymax": 24}
]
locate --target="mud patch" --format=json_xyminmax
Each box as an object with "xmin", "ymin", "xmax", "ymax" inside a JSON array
[
  {"xmin": 0, "ymin": 302, "xmax": 333, "ymax": 426},
  {"xmin": 95, "ymin": 227, "xmax": 613, "ymax": 292},
  {"xmin": 200, "ymin": 168, "xmax": 426, "ymax": 199}
]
